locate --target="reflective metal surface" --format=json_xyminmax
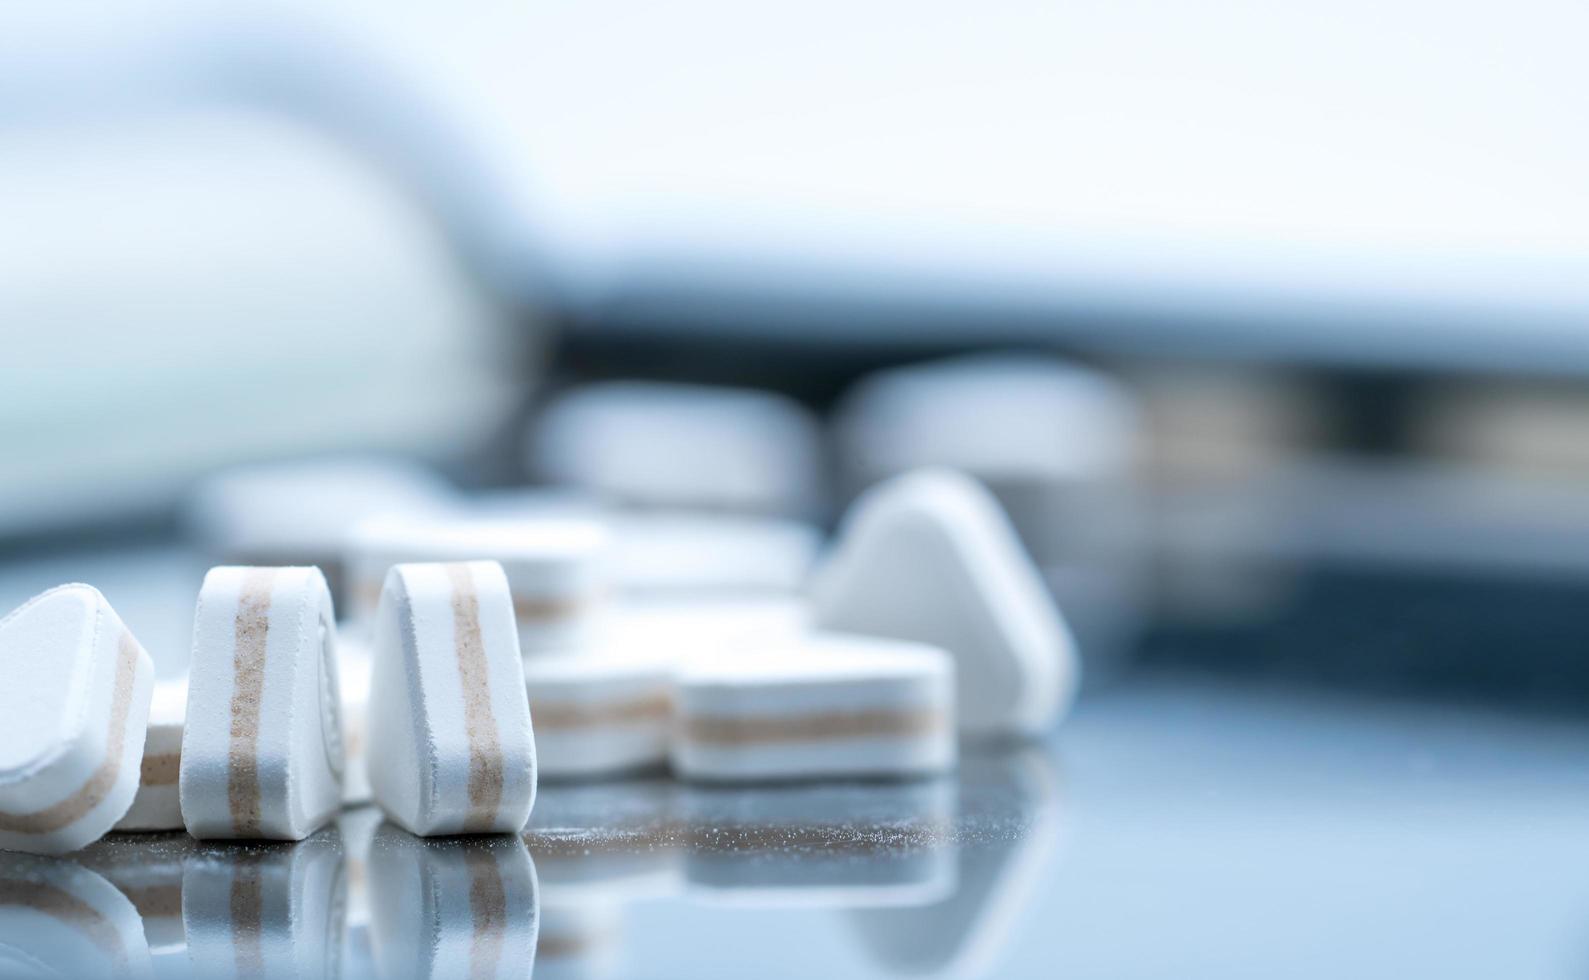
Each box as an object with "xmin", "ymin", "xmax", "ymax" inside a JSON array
[{"xmin": 4, "ymin": 677, "xmax": 1588, "ymax": 978}]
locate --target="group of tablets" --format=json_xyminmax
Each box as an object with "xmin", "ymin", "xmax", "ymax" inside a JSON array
[{"xmin": 0, "ymin": 467, "xmax": 1078, "ymax": 856}]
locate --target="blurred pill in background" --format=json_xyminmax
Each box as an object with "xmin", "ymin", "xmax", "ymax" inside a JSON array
[
  {"xmin": 529, "ymin": 381, "xmax": 827, "ymax": 520},
  {"xmin": 345, "ymin": 511, "xmax": 610, "ymax": 652},
  {"xmin": 186, "ymin": 455, "xmax": 456, "ymax": 605},
  {"xmin": 1126, "ymin": 363, "xmax": 1327, "ymax": 625},
  {"xmin": 832, "ymin": 353, "xmax": 1147, "ymax": 676}
]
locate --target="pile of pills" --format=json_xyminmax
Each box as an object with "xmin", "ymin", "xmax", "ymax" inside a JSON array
[{"xmin": 0, "ymin": 465, "xmax": 1076, "ymax": 855}]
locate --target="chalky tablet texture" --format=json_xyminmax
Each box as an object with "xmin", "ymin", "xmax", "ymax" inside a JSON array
[
  {"xmin": 367, "ymin": 561, "xmax": 538, "ymax": 835},
  {"xmin": 525, "ymin": 654, "xmax": 673, "ymax": 779},
  {"xmin": 180, "ymin": 566, "xmax": 345, "ymax": 841},
  {"xmin": 368, "ymin": 826, "xmax": 540, "ymax": 980},
  {"xmin": 347, "ymin": 515, "xmax": 609, "ymax": 653},
  {"xmin": 671, "ymin": 633, "xmax": 956, "ymax": 783},
  {"xmin": 812, "ymin": 469, "xmax": 1079, "ymax": 737},
  {"xmin": 0, "ymin": 584, "xmax": 155, "ymax": 855},
  {"xmin": 113, "ymin": 678, "xmax": 188, "ymax": 832}
]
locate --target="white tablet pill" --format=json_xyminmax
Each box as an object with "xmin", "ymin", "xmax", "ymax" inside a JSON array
[
  {"xmin": 186, "ymin": 456, "xmax": 455, "ymax": 602},
  {"xmin": 182, "ymin": 832, "xmax": 345, "ymax": 979},
  {"xmin": 0, "ymin": 854, "xmax": 153, "ymax": 978},
  {"xmin": 530, "ymin": 381, "xmax": 825, "ymax": 518},
  {"xmin": 180, "ymin": 566, "xmax": 344, "ymax": 841},
  {"xmin": 113, "ymin": 678, "xmax": 188, "ymax": 832},
  {"xmin": 671, "ymin": 633, "xmax": 956, "ymax": 783},
  {"xmin": 369, "ymin": 824, "xmax": 539, "ymax": 980},
  {"xmin": 367, "ymin": 561, "xmax": 538, "ymax": 835},
  {"xmin": 0, "ymin": 584, "xmax": 155, "ymax": 855},
  {"xmin": 348, "ymin": 515, "xmax": 609, "ymax": 654},
  {"xmin": 611, "ymin": 512, "xmax": 821, "ymax": 597},
  {"xmin": 337, "ymin": 635, "xmax": 375, "ymax": 806},
  {"xmin": 525, "ymin": 653, "xmax": 672, "ymax": 780},
  {"xmin": 812, "ymin": 469, "xmax": 1079, "ymax": 738}
]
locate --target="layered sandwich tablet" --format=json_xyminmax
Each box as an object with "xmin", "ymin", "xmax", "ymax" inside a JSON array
[
  {"xmin": 113, "ymin": 677, "xmax": 188, "ymax": 832},
  {"xmin": 671, "ymin": 633, "xmax": 956, "ymax": 782},
  {"xmin": 180, "ymin": 566, "xmax": 345, "ymax": 840},
  {"xmin": 525, "ymin": 653, "xmax": 672, "ymax": 780},
  {"xmin": 0, "ymin": 584, "xmax": 155, "ymax": 855},
  {"xmin": 366, "ymin": 561, "xmax": 537, "ymax": 835}
]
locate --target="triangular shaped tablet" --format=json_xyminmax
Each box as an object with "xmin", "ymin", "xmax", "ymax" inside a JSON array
[
  {"xmin": 367, "ymin": 561, "xmax": 537, "ymax": 835},
  {"xmin": 811, "ymin": 469, "xmax": 1079, "ymax": 737},
  {"xmin": 0, "ymin": 584, "xmax": 155, "ymax": 854},
  {"xmin": 181, "ymin": 566, "xmax": 345, "ymax": 840}
]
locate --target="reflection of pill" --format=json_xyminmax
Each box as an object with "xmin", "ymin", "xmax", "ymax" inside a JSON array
[
  {"xmin": 672, "ymin": 633, "xmax": 956, "ymax": 782},
  {"xmin": 0, "ymin": 584, "xmax": 155, "ymax": 855},
  {"xmin": 180, "ymin": 567, "xmax": 344, "ymax": 841},
  {"xmin": 368, "ymin": 825, "xmax": 540, "ymax": 980},
  {"xmin": 534, "ymin": 901, "xmax": 622, "ymax": 980},
  {"xmin": 182, "ymin": 831, "xmax": 345, "ymax": 979},
  {"xmin": 114, "ymin": 678, "xmax": 188, "ymax": 832},
  {"xmin": 813, "ymin": 469, "xmax": 1078, "ymax": 738},
  {"xmin": 347, "ymin": 515, "xmax": 609, "ymax": 653},
  {"xmin": 368, "ymin": 562, "xmax": 537, "ymax": 835},
  {"xmin": 78, "ymin": 832, "xmax": 198, "ymax": 956},
  {"xmin": 680, "ymin": 780, "xmax": 957, "ymax": 908},
  {"xmin": 525, "ymin": 654, "xmax": 673, "ymax": 780},
  {"xmin": 0, "ymin": 853, "xmax": 153, "ymax": 978}
]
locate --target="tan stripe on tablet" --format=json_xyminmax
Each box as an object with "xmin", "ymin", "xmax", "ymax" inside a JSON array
[
  {"xmin": 0, "ymin": 631, "xmax": 140, "ymax": 835},
  {"xmin": 682, "ymin": 707, "xmax": 946, "ymax": 746},
  {"xmin": 448, "ymin": 564, "xmax": 504, "ymax": 832},
  {"xmin": 227, "ymin": 568, "xmax": 277, "ymax": 836},
  {"xmin": 465, "ymin": 848, "xmax": 508, "ymax": 980},
  {"xmin": 530, "ymin": 693, "xmax": 672, "ymax": 731},
  {"xmin": 140, "ymin": 751, "xmax": 181, "ymax": 786},
  {"xmin": 512, "ymin": 594, "xmax": 587, "ymax": 623}
]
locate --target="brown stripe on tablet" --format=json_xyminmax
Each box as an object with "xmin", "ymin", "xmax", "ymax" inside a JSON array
[
  {"xmin": 512, "ymin": 593, "xmax": 586, "ymax": 623},
  {"xmin": 530, "ymin": 693, "xmax": 672, "ymax": 731},
  {"xmin": 0, "ymin": 630, "xmax": 141, "ymax": 835},
  {"xmin": 682, "ymin": 707, "xmax": 946, "ymax": 746},
  {"xmin": 465, "ymin": 848, "xmax": 508, "ymax": 980},
  {"xmin": 0, "ymin": 877, "xmax": 127, "ymax": 963},
  {"xmin": 140, "ymin": 751, "xmax": 181, "ymax": 786},
  {"xmin": 447, "ymin": 563, "xmax": 504, "ymax": 832},
  {"xmin": 228, "ymin": 568, "xmax": 277, "ymax": 837}
]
